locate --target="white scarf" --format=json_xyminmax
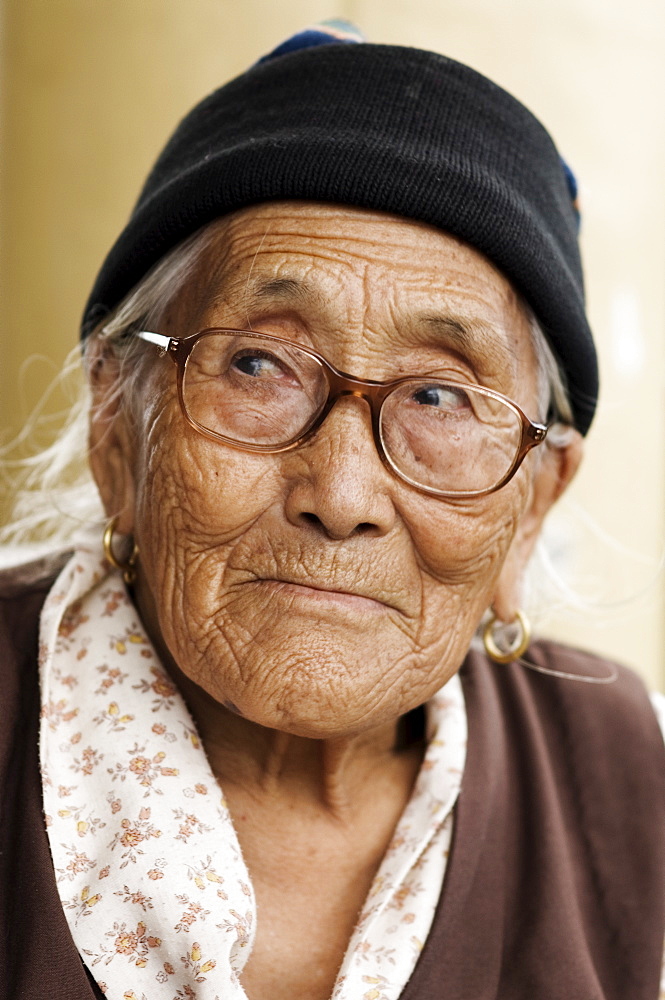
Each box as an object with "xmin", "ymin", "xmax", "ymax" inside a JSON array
[{"xmin": 39, "ymin": 547, "xmax": 466, "ymax": 1000}]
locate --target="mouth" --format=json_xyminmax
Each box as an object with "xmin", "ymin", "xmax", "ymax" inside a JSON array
[{"xmin": 246, "ymin": 578, "xmax": 396, "ymax": 613}]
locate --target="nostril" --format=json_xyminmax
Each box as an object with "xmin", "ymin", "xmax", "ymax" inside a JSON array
[
  {"xmin": 300, "ymin": 511, "xmax": 322, "ymax": 527},
  {"xmin": 300, "ymin": 510, "xmax": 378, "ymax": 537}
]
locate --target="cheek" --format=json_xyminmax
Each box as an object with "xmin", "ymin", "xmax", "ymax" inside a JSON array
[
  {"xmin": 136, "ymin": 402, "xmax": 278, "ymax": 531},
  {"xmin": 132, "ymin": 405, "xmax": 284, "ymax": 608},
  {"xmin": 404, "ymin": 484, "xmax": 529, "ymax": 632}
]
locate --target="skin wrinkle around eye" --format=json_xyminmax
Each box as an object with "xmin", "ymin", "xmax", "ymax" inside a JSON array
[
  {"xmin": 194, "ymin": 211, "xmax": 526, "ymax": 392},
  {"xmin": 224, "ymin": 273, "xmax": 516, "ymax": 390}
]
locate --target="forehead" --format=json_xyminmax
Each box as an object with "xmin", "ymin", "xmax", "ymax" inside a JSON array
[{"xmin": 174, "ymin": 201, "xmax": 537, "ymax": 384}]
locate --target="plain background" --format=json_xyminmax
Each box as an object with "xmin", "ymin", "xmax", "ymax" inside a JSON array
[{"xmin": 1, "ymin": 0, "xmax": 664, "ymax": 687}]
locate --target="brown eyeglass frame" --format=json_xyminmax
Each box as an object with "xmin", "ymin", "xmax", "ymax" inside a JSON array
[{"xmin": 136, "ymin": 327, "xmax": 549, "ymax": 499}]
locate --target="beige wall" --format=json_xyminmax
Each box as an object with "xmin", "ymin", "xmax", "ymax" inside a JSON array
[{"xmin": 2, "ymin": 0, "xmax": 664, "ymax": 686}]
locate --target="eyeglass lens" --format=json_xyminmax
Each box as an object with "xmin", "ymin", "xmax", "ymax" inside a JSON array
[{"xmin": 182, "ymin": 332, "xmax": 524, "ymax": 494}]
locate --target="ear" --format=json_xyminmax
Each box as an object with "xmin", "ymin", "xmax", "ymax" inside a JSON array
[
  {"xmin": 87, "ymin": 340, "xmax": 137, "ymax": 536},
  {"xmin": 492, "ymin": 429, "xmax": 584, "ymax": 621}
]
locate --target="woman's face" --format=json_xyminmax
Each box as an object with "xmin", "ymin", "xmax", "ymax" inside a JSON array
[{"xmin": 92, "ymin": 203, "xmax": 579, "ymax": 738}]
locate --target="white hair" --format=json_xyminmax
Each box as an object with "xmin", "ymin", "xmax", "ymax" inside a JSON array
[{"xmin": 0, "ymin": 220, "xmax": 577, "ymax": 625}]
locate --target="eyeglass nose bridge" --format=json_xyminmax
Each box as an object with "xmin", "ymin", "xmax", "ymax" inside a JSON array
[{"xmin": 306, "ymin": 366, "xmax": 395, "ymax": 455}]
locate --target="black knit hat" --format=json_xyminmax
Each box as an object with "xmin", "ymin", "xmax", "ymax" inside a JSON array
[{"xmin": 82, "ymin": 27, "xmax": 598, "ymax": 433}]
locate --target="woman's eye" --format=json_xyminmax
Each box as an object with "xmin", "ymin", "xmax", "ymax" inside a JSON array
[
  {"xmin": 232, "ymin": 351, "xmax": 285, "ymax": 379},
  {"xmin": 412, "ymin": 385, "xmax": 469, "ymax": 410}
]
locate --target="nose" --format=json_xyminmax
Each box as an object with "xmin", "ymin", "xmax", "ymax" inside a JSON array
[{"xmin": 282, "ymin": 395, "xmax": 397, "ymax": 540}]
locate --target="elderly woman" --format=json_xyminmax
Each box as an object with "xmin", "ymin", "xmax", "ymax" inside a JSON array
[{"xmin": 1, "ymin": 22, "xmax": 664, "ymax": 1000}]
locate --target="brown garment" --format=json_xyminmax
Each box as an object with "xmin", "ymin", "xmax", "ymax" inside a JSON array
[{"xmin": 1, "ymin": 559, "xmax": 664, "ymax": 1000}]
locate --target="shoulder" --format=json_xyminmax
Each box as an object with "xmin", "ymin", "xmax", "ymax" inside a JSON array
[
  {"xmin": 464, "ymin": 636, "xmax": 665, "ymax": 779},
  {"xmin": 509, "ymin": 638, "xmax": 665, "ymax": 787},
  {"xmin": 527, "ymin": 636, "xmax": 656, "ymax": 717}
]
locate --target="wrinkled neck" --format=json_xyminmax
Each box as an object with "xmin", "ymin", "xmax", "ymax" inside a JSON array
[{"xmin": 167, "ymin": 656, "xmax": 424, "ymax": 819}]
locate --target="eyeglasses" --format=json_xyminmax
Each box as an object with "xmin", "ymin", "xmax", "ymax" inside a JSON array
[{"xmin": 136, "ymin": 328, "xmax": 548, "ymax": 499}]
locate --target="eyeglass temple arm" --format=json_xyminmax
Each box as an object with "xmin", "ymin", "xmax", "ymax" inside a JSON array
[{"xmin": 136, "ymin": 330, "xmax": 171, "ymax": 350}]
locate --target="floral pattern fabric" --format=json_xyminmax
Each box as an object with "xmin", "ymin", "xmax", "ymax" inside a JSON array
[{"xmin": 39, "ymin": 547, "xmax": 467, "ymax": 1000}]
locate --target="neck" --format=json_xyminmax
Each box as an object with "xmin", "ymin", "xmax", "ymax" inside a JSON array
[{"xmin": 164, "ymin": 654, "xmax": 424, "ymax": 820}]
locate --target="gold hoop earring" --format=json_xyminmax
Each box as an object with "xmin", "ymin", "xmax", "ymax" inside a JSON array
[
  {"xmin": 103, "ymin": 516, "xmax": 138, "ymax": 585},
  {"xmin": 483, "ymin": 609, "xmax": 531, "ymax": 664}
]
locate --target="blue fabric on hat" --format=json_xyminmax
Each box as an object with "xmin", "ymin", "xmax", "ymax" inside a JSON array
[
  {"xmin": 257, "ymin": 19, "xmax": 365, "ymax": 65},
  {"xmin": 560, "ymin": 157, "xmax": 581, "ymax": 231}
]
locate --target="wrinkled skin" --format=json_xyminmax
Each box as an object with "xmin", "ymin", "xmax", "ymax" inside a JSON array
[{"xmin": 89, "ymin": 202, "xmax": 583, "ymax": 1000}]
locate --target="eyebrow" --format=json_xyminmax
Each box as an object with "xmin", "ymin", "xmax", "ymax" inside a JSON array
[
  {"xmin": 412, "ymin": 314, "xmax": 509, "ymax": 371},
  {"xmin": 241, "ymin": 276, "xmax": 509, "ymax": 370},
  {"xmin": 420, "ymin": 314, "xmax": 476, "ymax": 348},
  {"xmin": 225, "ymin": 275, "xmax": 327, "ymax": 323},
  {"xmin": 250, "ymin": 276, "xmax": 319, "ymax": 304}
]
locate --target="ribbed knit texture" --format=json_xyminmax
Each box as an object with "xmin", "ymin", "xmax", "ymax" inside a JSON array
[{"xmin": 82, "ymin": 42, "xmax": 598, "ymax": 433}]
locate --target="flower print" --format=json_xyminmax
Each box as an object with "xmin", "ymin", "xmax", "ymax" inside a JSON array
[
  {"xmin": 129, "ymin": 756, "xmax": 152, "ymax": 775},
  {"xmin": 114, "ymin": 885, "xmax": 154, "ymax": 911},
  {"xmin": 65, "ymin": 884, "xmax": 103, "ymax": 918},
  {"xmin": 180, "ymin": 941, "xmax": 217, "ymax": 982},
  {"xmin": 186, "ymin": 857, "xmax": 226, "ymax": 895},
  {"xmin": 41, "ymin": 698, "xmax": 79, "ymax": 731},
  {"xmin": 172, "ymin": 808, "xmax": 213, "ymax": 843},
  {"xmin": 122, "ymin": 827, "xmax": 143, "ymax": 848},
  {"xmin": 56, "ymin": 802, "xmax": 106, "ymax": 838},
  {"xmin": 133, "ymin": 665, "xmax": 178, "ymax": 712},
  {"xmin": 109, "ymin": 807, "xmax": 162, "ymax": 868},
  {"xmin": 95, "ymin": 663, "xmax": 129, "ymax": 695},
  {"xmin": 218, "ymin": 908, "xmax": 253, "ymax": 948},
  {"xmin": 71, "ymin": 745, "xmax": 105, "ymax": 776},
  {"xmin": 110, "ymin": 628, "xmax": 150, "ymax": 657},
  {"xmin": 57, "ymin": 784, "xmax": 77, "ymax": 798},
  {"xmin": 354, "ymin": 942, "xmax": 397, "ymax": 968},
  {"xmin": 151, "ymin": 674, "xmax": 176, "ymax": 699},
  {"xmin": 37, "ymin": 639, "xmax": 49, "ymax": 668},
  {"xmin": 180, "ymin": 722, "xmax": 201, "ymax": 749},
  {"xmin": 99, "ymin": 866, "xmax": 110, "ymax": 879},
  {"xmin": 53, "ymin": 666, "xmax": 79, "ymax": 689},
  {"xmin": 84, "ymin": 920, "xmax": 161, "ymax": 969},
  {"xmin": 55, "ymin": 844, "xmax": 96, "ymax": 883},
  {"xmin": 183, "ymin": 781, "xmax": 210, "ymax": 798},
  {"xmin": 389, "ymin": 883, "xmax": 422, "ymax": 911},
  {"xmin": 100, "ymin": 587, "xmax": 125, "ymax": 617},
  {"xmin": 56, "ymin": 601, "xmax": 90, "ymax": 645},
  {"xmin": 150, "ymin": 722, "xmax": 177, "ymax": 743},
  {"xmin": 93, "ymin": 701, "xmax": 135, "ymax": 733},
  {"xmin": 174, "ymin": 894, "xmax": 211, "ymax": 933},
  {"xmin": 146, "ymin": 857, "xmax": 167, "ymax": 880},
  {"xmin": 172, "ymin": 986, "xmax": 197, "ymax": 999},
  {"xmin": 108, "ymin": 744, "xmax": 180, "ymax": 797},
  {"xmin": 107, "ymin": 792, "xmax": 122, "ymax": 814},
  {"xmin": 361, "ymin": 974, "xmax": 392, "ymax": 1000}
]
